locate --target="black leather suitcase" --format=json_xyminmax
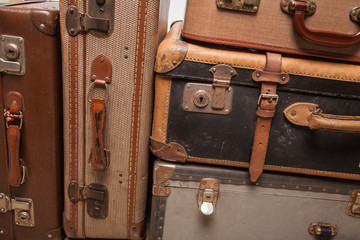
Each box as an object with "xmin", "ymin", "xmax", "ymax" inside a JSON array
[{"xmin": 150, "ymin": 22, "xmax": 360, "ymax": 183}]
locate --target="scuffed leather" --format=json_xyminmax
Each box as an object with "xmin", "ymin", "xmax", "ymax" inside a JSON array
[
  {"xmin": 284, "ymin": 102, "xmax": 360, "ymax": 133},
  {"xmin": 150, "ymin": 137, "xmax": 187, "ymax": 163},
  {"xmin": 7, "ymin": 125, "xmax": 23, "ymax": 187},
  {"xmin": 129, "ymin": 218, "xmax": 145, "ymax": 240}
]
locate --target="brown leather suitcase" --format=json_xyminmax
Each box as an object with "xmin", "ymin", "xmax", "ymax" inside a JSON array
[
  {"xmin": 0, "ymin": 1, "xmax": 64, "ymax": 240},
  {"xmin": 182, "ymin": 0, "xmax": 360, "ymax": 62},
  {"xmin": 60, "ymin": 0, "xmax": 169, "ymax": 238},
  {"xmin": 151, "ymin": 22, "xmax": 360, "ymax": 183},
  {"xmin": 150, "ymin": 160, "xmax": 360, "ymax": 240}
]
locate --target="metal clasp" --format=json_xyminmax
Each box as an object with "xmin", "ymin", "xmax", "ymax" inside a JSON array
[
  {"xmin": 257, "ymin": 94, "xmax": 279, "ymax": 105},
  {"xmin": 287, "ymin": 0, "xmax": 316, "ymax": 16},
  {"xmin": 350, "ymin": 7, "xmax": 360, "ymax": 23},
  {"xmin": 216, "ymin": 0, "xmax": 260, "ymax": 13},
  {"xmin": 68, "ymin": 181, "xmax": 108, "ymax": 219},
  {"xmin": 0, "ymin": 193, "xmax": 35, "ymax": 227},
  {"xmin": 308, "ymin": 223, "xmax": 338, "ymax": 239},
  {"xmin": 197, "ymin": 178, "xmax": 219, "ymax": 216},
  {"xmin": 346, "ymin": 190, "xmax": 360, "ymax": 218},
  {"xmin": 0, "ymin": 35, "xmax": 26, "ymax": 76},
  {"xmin": 66, "ymin": 0, "xmax": 115, "ymax": 37}
]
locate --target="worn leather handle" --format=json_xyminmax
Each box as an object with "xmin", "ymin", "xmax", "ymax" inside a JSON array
[
  {"xmin": 7, "ymin": 125, "xmax": 24, "ymax": 186},
  {"xmin": 90, "ymin": 98, "xmax": 108, "ymax": 171},
  {"xmin": 293, "ymin": 1, "xmax": 360, "ymax": 47},
  {"xmin": 284, "ymin": 103, "xmax": 360, "ymax": 133}
]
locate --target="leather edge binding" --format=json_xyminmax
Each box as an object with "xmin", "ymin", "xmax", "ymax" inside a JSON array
[
  {"xmin": 150, "ymin": 137, "xmax": 187, "ymax": 163},
  {"xmin": 129, "ymin": 218, "xmax": 146, "ymax": 240}
]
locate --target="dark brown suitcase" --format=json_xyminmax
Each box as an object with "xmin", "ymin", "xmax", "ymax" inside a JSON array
[
  {"xmin": 0, "ymin": 2, "xmax": 64, "ymax": 240},
  {"xmin": 151, "ymin": 22, "xmax": 360, "ymax": 183}
]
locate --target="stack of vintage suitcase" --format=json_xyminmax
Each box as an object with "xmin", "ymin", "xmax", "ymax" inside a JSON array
[{"xmin": 149, "ymin": 0, "xmax": 360, "ymax": 239}]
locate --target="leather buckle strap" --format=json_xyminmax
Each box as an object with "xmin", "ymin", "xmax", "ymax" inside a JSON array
[
  {"xmin": 249, "ymin": 53, "xmax": 289, "ymax": 182},
  {"xmin": 88, "ymin": 54, "xmax": 112, "ymax": 171},
  {"xmin": 4, "ymin": 91, "xmax": 27, "ymax": 186}
]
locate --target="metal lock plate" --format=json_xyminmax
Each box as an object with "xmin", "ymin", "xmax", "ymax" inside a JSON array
[
  {"xmin": 216, "ymin": 0, "xmax": 260, "ymax": 13},
  {"xmin": 346, "ymin": 190, "xmax": 360, "ymax": 218},
  {"xmin": 68, "ymin": 181, "xmax": 109, "ymax": 219},
  {"xmin": 0, "ymin": 193, "xmax": 35, "ymax": 227},
  {"xmin": 0, "ymin": 35, "xmax": 25, "ymax": 75},
  {"xmin": 197, "ymin": 178, "xmax": 219, "ymax": 216},
  {"xmin": 66, "ymin": 0, "xmax": 115, "ymax": 37}
]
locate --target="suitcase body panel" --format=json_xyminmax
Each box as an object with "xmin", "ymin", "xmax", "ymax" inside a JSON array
[
  {"xmin": 0, "ymin": 2, "xmax": 63, "ymax": 240},
  {"xmin": 60, "ymin": 0, "xmax": 168, "ymax": 238},
  {"xmin": 151, "ymin": 22, "xmax": 360, "ymax": 180},
  {"xmin": 182, "ymin": 0, "xmax": 360, "ymax": 62},
  {"xmin": 150, "ymin": 160, "xmax": 360, "ymax": 240}
]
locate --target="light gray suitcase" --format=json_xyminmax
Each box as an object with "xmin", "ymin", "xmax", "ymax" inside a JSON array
[{"xmin": 150, "ymin": 160, "xmax": 360, "ymax": 240}]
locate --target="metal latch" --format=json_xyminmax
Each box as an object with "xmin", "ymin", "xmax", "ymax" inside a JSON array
[
  {"xmin": 308, "ymin": 223, "xmax": 338, "ymax": 240},
  {"xmin": 66, "ymin": 0, "xmax": 115, "ymax": 37},
  {"xmin": 0, "ymin": 193, "xmax": 35, "ymax": 227},
  {"xmin": 197, "ymin": 178, "xmax": 219, "ymax": 216},
  {"xmin": 68, "ymin": 181, "xmax": 108, "ymax": 219},
  {"xmin": 287, "ymin": 0, "xmax": 316, "ymax": 16},
  {"xmin": 346, "ymin": 190, "xmax": 360, "ymax": 218},
  {"xmin": 183, "ymin": 64, "xmax": 236, "ymax": 115},
  {"xmin": 350, "ymin": 7, "xmax": 360, "ymax": 23},
  {"xmin": 216, "ymin": 0, "xmax": 260, "ymax": 13},
  {"xmin": 0, "ymin": 35, "xmax": 25, "ymax": 76}
]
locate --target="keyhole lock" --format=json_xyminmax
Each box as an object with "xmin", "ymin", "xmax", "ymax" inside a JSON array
[
  {"xmin": 4, "ymin": 43, "xmax": 19, "ymax": 60},
  {"xmin": 18, "ymin": 211, "xmax": 31, "ymax": 222},
  {"xmin": 193, "ymin": 90, "xmax": 210, "ymax": 108}
]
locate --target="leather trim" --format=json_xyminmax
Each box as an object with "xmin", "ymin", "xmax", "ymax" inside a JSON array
[
  {"xmin": 181, "ymin": 31, "xmax": 360, "ymax": 64},
  {"xmin": 154, "ymin": 21, "xmax": 188, "ymax": 73},
  {"xmin": 129, "ymin": 218, "xmax": 145, "ymax": 240},
  {"xmin": 90, "ymin": 54, "xmax": 112, "ymax": 84},
  {"xmin": 30, "ymin": 8, "xmax": 59, "ymax": 36},
  {"xmin": 153, "ymin": 161, "xmax": 176, "ymax": 185},
  {"xmin": 43, "ymin": 227, "xmax": 64, "ymax": 240},
  {"xmin": 150, "ymin": 137, "xmax": 187, "ymax": 163},
  {"xmin": 63, "ymin": 213, "xmax": 76, "ymax": 239},
  {"xmin": 284, "ymin": 102, "xmax": 360, "ymax": 133},
  {"xmin": 185, "ymin": 157, "xmax": 360, "ymax": 181},
  {"xmin": 128, "ymin": 0, "xmax": 148, "ymax": 235}
]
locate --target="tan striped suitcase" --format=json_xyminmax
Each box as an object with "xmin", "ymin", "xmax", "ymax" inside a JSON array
[{"xmin": 60, "ymin": 0, "xmax": 169, "ymax": 238}]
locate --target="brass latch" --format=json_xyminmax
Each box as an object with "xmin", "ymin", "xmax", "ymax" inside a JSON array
[
  {"xmin": 66, "ymin": 0, "xmax": 115, "ymax": 37},
  {"xmin": 68, "ymin": 181, "xmax": 109, "ymax": 219},
  {"xmin": 197, "ymin": 178, "xmax": 219, "ymax": 215},
  {"xmin": 0, "ymin": 193, "xmax": 35, "ymax": 227},
  {"xmin": 216, "ymin": 0, "xmax": 260, "ymax": 13},
  {"xmin": 182, "ymin": 64, "xmax": 236, "ymax": 115},
  {"xmin": 287, "ymin": 0, "xmax": 316, "ymax": 16},
  {"xmin": 308, "ymin": 223, "xmax": 338, "ymax": 239},
  {"xmin": 350, "ymin": 7, "xmax": 360, "ymax": 23},
  {"xmin": 346, "ymin": 190, "xmax": 360, "ymax": 218},
  {"xmin": 0, "ymin": 35, "xmax": 26, "ymax": 76}
]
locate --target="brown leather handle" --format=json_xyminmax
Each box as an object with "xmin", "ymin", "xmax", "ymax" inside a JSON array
[
  {"xmin": 293, "ymin": 1, "xmax": 360, "ymax": 47},
  {"xmin": 90, "ymin": 98, "xmax": 109, "ymax": 171},
  {"xmin": 284, "ymin": 103, "xmax": 360, "ymax": 133},
  {"xmin": 7, "ymin": 125, "xmax": 25, "ymax": 186}
]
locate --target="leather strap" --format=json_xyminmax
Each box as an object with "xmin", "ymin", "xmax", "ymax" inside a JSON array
[
  {"xmin": 319, "ymin": 226, "xmax": 332, "ymax": 240},
  {"xmin": 4, "ymin": 91, "xmax": 26, "ymax": 187},
  {"xmin": 249, "ymin": 53, "xmax": 288, "ymax": 182},
  {"xmin": 90, "ymin": 98, "xmax": 109, "ymax": 171}
]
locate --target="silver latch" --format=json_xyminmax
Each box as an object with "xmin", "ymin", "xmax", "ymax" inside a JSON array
[
  {"xmin": 0, "ymin": 193, "xmax": 35, "ymax": 227},
  {"xmin": 66, "ymin": 0, "xmax": 115, "ymax": 37},
  {"xmin": 0, "ymin": 35, "xmax": 26, "ymax": 76},
  {"xmin": 197, "ymin": 178, "xmax": 219, "ymax": 216}
]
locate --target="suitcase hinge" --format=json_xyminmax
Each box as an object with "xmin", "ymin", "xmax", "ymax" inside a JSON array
[
  {"xmin": 68, "ymin": 181, "xmax": 109, "ymax": 219},
  {"xmin": 0, "ymin": 35, "xmax": 26, "ymax": 76},
  {"xmin": 0, "ymin": 193, "xmax": 35, "ymax": 227},
  {"xmin": 197, "ymin": 178, "xmax": 219, "ymax": 216},
  {"xmin": 216, "ymin": 0, "xmax": 261, "ymax": 13},
  {"xmin": 346, "ymin": 190, "xmax": 360, "ymax": 218},
  {"xmin": 66, "ymin": 0, "xmax": 115, "ymax": 37},
  {"xmin": 308, "ymin": 223, "xmax": 338, "ymax": 239}
]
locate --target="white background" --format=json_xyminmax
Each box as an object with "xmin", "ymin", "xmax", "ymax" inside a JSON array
[{"xmin": 168, "ymin": 0, "xmax": 187, "ymax": 31}]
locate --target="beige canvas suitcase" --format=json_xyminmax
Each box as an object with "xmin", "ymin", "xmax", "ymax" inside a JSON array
[
  {"xmin": 182, "ymin": 0, "xmax": 360, "ymax": 62},
  {"xmin": 60, "ymin": 0, "xmax": 169, "ymax": 238},
  {"xmin": 150, "ymin": 160, "xmax": 360, "ymax": 240}
]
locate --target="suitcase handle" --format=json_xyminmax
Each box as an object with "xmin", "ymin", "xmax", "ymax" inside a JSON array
[
  {"xmin": 288, "ymin": 0, "xmax": 360, "ymax": 47},
  {"xmin": 284, "ymin": 103, "xmax": 360, "ymax": 133}
]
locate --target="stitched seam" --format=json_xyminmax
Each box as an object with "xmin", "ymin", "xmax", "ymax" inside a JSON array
[
  {"xmin": 189, "ymin": 156, "xmax": 360, "ymax": 177},
  {"xmin": 163, "ymin": 79, "xmax": 171, "ymax": 143},
  {"xmin": 185, "ymin": 57, "xmax": 262, "ymax": 71},
  {"xmin": 282, "ymin": 70, "xmax": 360, "ymax": 83}
]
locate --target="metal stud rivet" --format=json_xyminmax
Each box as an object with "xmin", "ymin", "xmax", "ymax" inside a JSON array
[
  {"xmin": 0, "ymin": 208, "xmax": 5, "ymax": 213},
  {"xmin": 104, "ymin": 77, "xmax": 110, "ymax": 82},
  {"xmin": 70, "ymin": 29, "xmax": 75, "ymax": 34},
  {"xmin": 48, "ymin": 234, "xmax": 53, "ymax": 238},
  {"xmin": 281, "ymin": 75, "xmax": 286, "ymax": 81},
  {"xmin": 18, "ymin": 38, "xmax": 23, "ymax": 43},
  {"xmin": 92, "ymin": 75, "xmax": 97, "ymax": 80},
  {"xmin": 172, "ymin": 61, "xmax": 177, "ymax": 65},
  {"xmin": 15, "ymin": 222, "xmax": 19, "ymax": 225},
  {"xmin": 0, "ymin": 194, "xmax": 3, "ymax": 199},
  {"xmin": 99, "ymin": 57, "xmax": 105, "ymax": 62},
  {"xmin": 184, "ymin": 106, "xmax": 189, "ymax": 110},
  {"xmin": 69, "ymin": 8, "xmax": 74, "ymax": 14},
  {"xmin": 20, "ymin": 71, "xmax": 24, "ymax": 75},
  {"xmin": 186, "ymin": 84, "xmax": 190, "ymax": 88},
  {"xmin": 253, "ymin": 6, "xmax": 258, "ymax": 11},
  {"xmin": 39, "ymin": 24, "xmax": 45, "ymax": 30},
  {"xmin": 164, "ymin": 174, "xmax": 168, "ymax": 179},
  {"xmin": 0, "ymin": 230, "xmax": 4, "ymax": 234},
  {"xmin": 132, "ymin": 226, "xmax": 137, "ymax": 231},
  {"xmin": 291, "ymin": 110, "xmax": 296, "ymax": 116},
  {"xmin": 225, "ymin": 109, "xmax": 229, "ymax": 113},
  {"xmin": 256, "ymin": 72, "xmax": 261, "ymax": 78},
  {"xmin": 1, "ymin": 37, "xmax": 5, "ymax": 41},
  {"xmin": 12, "ymin": 100, "xmax": 17, "ymax": 105}
]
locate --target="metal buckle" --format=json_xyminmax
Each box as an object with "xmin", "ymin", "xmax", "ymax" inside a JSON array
[
  {"xmin": 257, "ymin": 94, "xmax": 279, "ymax": 105},
  {"xmin": 87, "ymin": 82, "xmax": 109, "ymax": 103},
  {"xmin": 5, "ymin": 110, "xmax": 23, "ymax": 130}
]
